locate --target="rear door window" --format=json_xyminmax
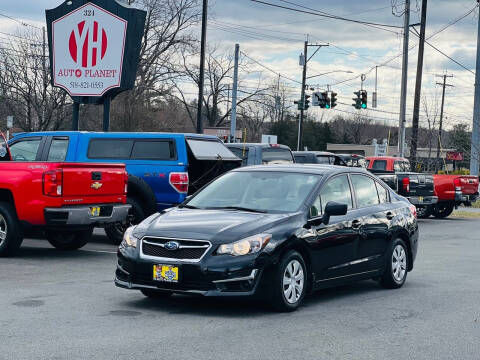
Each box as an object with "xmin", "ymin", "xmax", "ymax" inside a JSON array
[
  {"xmin": 88, "ymin": 139, "xmax": 134, "ymax": 159},
  {"xmin": 186, "ymin": 139, "xmax": 239, "ymax": 160},
  {"xmin": 47, "ymin": 138, "xmax": 69, "ymax": 161},
  {"xmin": 131, "ymin": 140, "xmax": 176, "ymax": 160},
  {"xmin": 394, "ymin": 161, "xmax": 410, "ymax": 172},
  {"xmin": 262, "ymin": 148, "xmax": 293, "ymax": 164},
  {"xmin": 371, "ymin": 160, "xmax": 387, "ymax": 171},
  {"xmin": 376, "ymin": 182, "xmax": 390, "ymax": 203},
  {"xmin": 9, "ymin": 138, "xmax": 42, "ymax": 161},
  {"xmin": 351, "ymin": 174, "xmax": 380, "ymax": 208}
]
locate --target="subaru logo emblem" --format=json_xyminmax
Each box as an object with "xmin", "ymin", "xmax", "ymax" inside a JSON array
[{"xmin": 164, "ymin": 241, "xmax": 180, "ymax": 251}]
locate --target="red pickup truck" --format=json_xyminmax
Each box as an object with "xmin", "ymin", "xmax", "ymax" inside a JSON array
[
  {"xmin": 429, "ymin": 175, "xmax": 479, "ymax": 218},
  {"xmin": 0, "ymin": 134, "xmax": 130, "ymax": 256}
]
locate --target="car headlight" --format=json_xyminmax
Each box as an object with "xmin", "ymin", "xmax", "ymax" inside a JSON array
[
  {"xmin": 217, "ymin": 233, "xmax": 272, "ymax": 256},
  {"xmin": 122, "ymin": 226, "xmax": 139, "ymax": 248}
]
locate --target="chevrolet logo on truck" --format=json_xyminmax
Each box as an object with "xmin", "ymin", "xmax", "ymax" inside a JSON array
[{"xmin": 91, "ymin": 182, "xmax": 103, "ymax": 190}]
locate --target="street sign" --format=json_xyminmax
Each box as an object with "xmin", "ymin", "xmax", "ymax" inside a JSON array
[
  {"xmin": 6, "ymin": 116, "xmax": 13, "ymax": 129},
  {"xmin": 261, "ymin": 134, "xmax": 278, "ymax": 144}
]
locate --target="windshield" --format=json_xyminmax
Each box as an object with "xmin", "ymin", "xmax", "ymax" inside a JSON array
[{"xmin": 187, "ymin": 171, "xmax": 321, "ymax": 213}]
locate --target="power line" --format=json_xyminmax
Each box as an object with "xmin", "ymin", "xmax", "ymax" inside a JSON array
[
  {"xmin": 0, "ymin": 12, "xmax": 42, "ymax": 30},
  {"xmin": 240, "ymin": 51, "xmax": 302, "ymax": 84}
]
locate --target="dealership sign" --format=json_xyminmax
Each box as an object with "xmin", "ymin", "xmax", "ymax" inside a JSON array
[
  {"xmin": 46, "ymin": 0, "xmax": 146, "ymax": 104},
  {"xmin": 446, "ymin": 151, "xmax": 464, "ymax": 161}
]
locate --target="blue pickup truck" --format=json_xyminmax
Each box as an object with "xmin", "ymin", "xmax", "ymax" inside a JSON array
[{"xmin": 9, "ymin": 131, "xmax": 241, "ymax": 243}]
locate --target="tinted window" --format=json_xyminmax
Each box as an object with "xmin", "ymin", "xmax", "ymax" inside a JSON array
[
  {"xmin": 88, "ymin": 139, "xmax": 134, "ymax": 159},
  {"xmin": 320, "ymin": 175, "xmax": 353, "ymax": 212},
  {"xmin": 187, "ymin": 139, "xmax": 239, "ymax": 160},
  {"xmin": 262, "ymin": 148, "xmax": 293, "ymax": 164},
  {"xmin": 131, "ymin": 140, "xmax": 176, "ymax": 160},
  {"xmin": 47, "ymin": 138, "xmax": 69, "ymax": 161},
  {"xmin": 372, "ymin": 160, "xmax": 387, "ymax": 171},
  {"xmin": 376, "ymin": 182, "xmax": 389, "ymax": 203},
  {"xmin": 294, "ymin": 155, "xmax": 307, "ymax": 164},
  {"xmin": 10, "ymin": 138, "xmax": 41, "ymax": 161},
  {"xmin": 351, "ymin": 175, "xmax": 380, "ymax": 208},
  {"xmin": 187, "ymin": 171, "xmax": 320, "ymax": 213},
  {"xmin": 316, "ymin": 155, "xmax": 331, "ymax": 164}
]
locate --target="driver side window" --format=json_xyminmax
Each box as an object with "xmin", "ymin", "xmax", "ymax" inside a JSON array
[
  {"xmin": 9, "ymin": 138, "xmax": 41, "ymax": 161},
  {"xmin": 319, "ymin": 175, "xmax": 353, "ymax": 213}
]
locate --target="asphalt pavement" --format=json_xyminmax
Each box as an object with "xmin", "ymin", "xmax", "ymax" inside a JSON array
[{"xmin": 1, "ymin": 219, "xmax": 479, "ymax": 360}]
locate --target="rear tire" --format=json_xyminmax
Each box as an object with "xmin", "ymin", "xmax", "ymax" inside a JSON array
[
  {"xmin": 140, "ymin": 289, "xmax": 172, "ymax": 298},
  {"xmin": 105, "ymin": 197, "xmax": 145, "ymax": 245},
  {"xmin": 380, "ymin": 238, "xmax": 408, "ymax": 289},
  {"xmin": 432, "ymin": 203, "xmax": 454, "ymax": 219},
  {"xmin": 45, "ymin": 228, "xmax": 92, "ymax": 250},
  {"xmin": 270, "ymin": 250, "xmax": 307, "ymax": 312},
  {"xmin": 0, "ymin": 201, "xmax": 23, "ymax": 257}
]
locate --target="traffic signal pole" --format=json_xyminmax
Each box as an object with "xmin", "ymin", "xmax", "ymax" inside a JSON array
[
  {"xmin": 297, "ymin": 40, "xmax": 308, "ymax": 151},
  {"xmin": 196, "ymin": 0, "xmax": 208, "ymax": 134},
  {"xmin": 398, "ymin": 0, "xmax": 410, "ymax": 158}
]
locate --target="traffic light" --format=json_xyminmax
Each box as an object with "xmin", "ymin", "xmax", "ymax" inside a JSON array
[
  {"xmin": 304, "ymin": 94, "xmax": 310, "ymax": 110},
  {"xmin": 352, "ymin": 91, "xmax": 362, "ymax": 109},
  {"xmin": 330, "ymin": 92, "xmax": 337, "ymax": 108},
  {"xmin": 322, "ymin": 91, "xmax": 330, "ymax": 109},
  {"xmin": 361, "ymin": 90, "xmax": 367, "ymax": 109}
]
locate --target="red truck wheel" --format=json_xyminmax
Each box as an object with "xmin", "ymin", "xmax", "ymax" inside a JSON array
[
  {"xmin": 45, "ymin": 228, "xmax": 92, "ymax": 250},
  {"xmin": 0, "ymin": 202, "xmax": 24, "ymax": 257}
]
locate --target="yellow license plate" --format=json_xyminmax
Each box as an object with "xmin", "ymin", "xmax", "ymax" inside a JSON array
[
  {"xmin": 89, "ymin": 206, "xmax": 101, "ymax": 217},
  {"xmin": 418, "ymin": 196, "xmax": 424, "ymax": 202},
  {"xmin": 153, "ymin": 264, "xmax": 179, "ymax": 282}
]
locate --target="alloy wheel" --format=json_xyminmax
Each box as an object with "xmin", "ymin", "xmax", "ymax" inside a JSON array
[
  {"xmin": 392, "ymin": 244, "xmax": 407, "ymax": 283},
  {"xmin": 0, "ymin": 214, "xmax": 7, "ymax": 246},
  {"xmin": 283, "ymin": 259, "xmax": 304, "ymax": 304}
]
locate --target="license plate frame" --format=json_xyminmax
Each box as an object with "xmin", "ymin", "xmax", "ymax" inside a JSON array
[
  {"xmin": 418, "ymin": 196, "xmax": 424, "ymax": 203},
  {"xmin": 89, "ymin": 206, "xmax": 101, "ymax": 217},
  {"xmin": 153, "ymin": 264, "xmax": 180, "ymax": 283}
]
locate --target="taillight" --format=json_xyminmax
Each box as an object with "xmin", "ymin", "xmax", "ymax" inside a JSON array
[
  {"xmin": 169, "ymin": 172, "xmax": 189, "ymax": 193},
  {"xmin": 402, "ymin": 177, "xmax": 410, "ymax": 192},
  {"xmin": 43, "ymin": 169, "xmax": 63, "ymax": 196},
  {"xmin": 454, "ymin": 178, "xmax": 462, "ymax": 192},
  {"xmin": 124, "ymin": 174, "xmax": 129, "ymax": 194},
  {"xmin": 409, "ymin": 204, "xmax": 417, "ymax": 218}
]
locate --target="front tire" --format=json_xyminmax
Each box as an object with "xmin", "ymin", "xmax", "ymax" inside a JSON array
[
  {"xmin": 432, "ymin": 203, "xmax": 454, "ymax": 218},
  {"xmin": 105, "ymin": 197, "xmax": 145, "ymax": 245},
  {"xmin": 0, "ymin": 202, "xmax": 23, "ymax": 257},
  {"xmin": 45, "ymin": 228, "xmax": 92, "ymax": 250},
  {"xmin": 380, "ymin": 238, "xmax": 409, "ymax": 289},
  {"xmin": 270, "ymin": 250, "xmax": 307, "ymax": 312}
]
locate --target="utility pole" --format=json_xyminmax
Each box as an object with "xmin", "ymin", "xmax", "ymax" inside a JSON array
[
  {"xmin": 435, "ymin": 73, "xmax": 454, "ymax": 161},
  {"xmin": 230, "ymin": 44, "xmax": 239, "ymax": 143},
  {"xmin": 398, "ymin": 0, "xmax": 410, "ymax": 158},
  {"xmin": 471, "ymin": 0, "xmax": 480, "ymax": 176},
  {"xmin": 297, "ymin": 40, "xmax": 308, "ymax": 151},
  {"xmin": 410, "ymin": 0, "xmax": 427, "ymax": 170},
  {"xmin": 297, "ymin": 41, "xmax": 328, "ymax": 151},
  {"xmin": 42, "ymin": 26, "xmax": 47, "ymax": 127},
  {"xmin": 196, "ymin": 0, "xmax": 208, "ymax": 134}
]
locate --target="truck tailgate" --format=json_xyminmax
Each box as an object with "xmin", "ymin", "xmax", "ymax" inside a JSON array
[
  {"xmin": 60, "ymin": 163, "xmax": 126, "ymax": 197},
  {"xmin": 409, "ymin": 174, "xmax": 435, "ymax": 197},
  {"xmin": 456, "ymin": 176, "xmax": 479, "ymax": 195}
]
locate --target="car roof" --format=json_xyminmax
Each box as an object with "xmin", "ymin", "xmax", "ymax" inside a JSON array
[
  {"xmin": 12, "ymin": 131, "xmax": 220, "ymax": 141},
  {"xmin": 226, "ymin": 143, "xmax": 291, "ymax": 150},
  {"xmin": 292, "ymin": 151, "xmax": 335, "ymax": 156},
  {"xmin": 366, "ymin": 156, "xmax": 409, "ymax": 161},
  {"xmin": 233, "ymin": 164, "xmax": 371, "ymax": 175}
]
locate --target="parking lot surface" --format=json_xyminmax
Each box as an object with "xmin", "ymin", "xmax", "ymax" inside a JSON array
[{"xmin": 1, "ymin": 219, "xmax": 479, "ymax": 360}]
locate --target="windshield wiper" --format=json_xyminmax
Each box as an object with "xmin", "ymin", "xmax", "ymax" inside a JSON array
[
  {"xmin": 210, "ymin": 206, "xmax": 267, "ymax": 213},
  {"xmin": 178, "ymin": 204, "xmax": 200, "ymax": 209}
]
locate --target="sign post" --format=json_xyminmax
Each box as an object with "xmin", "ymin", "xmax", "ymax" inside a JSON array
[
  {"xmin": 46, "ymin": 0, "xmax": 146, "ymax": 131},
  {"xmin": 6, "ymin": 116, "xmax": 13, "ymax": 141}
]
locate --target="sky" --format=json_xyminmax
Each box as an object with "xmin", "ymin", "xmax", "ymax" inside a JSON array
[{"xmin": 1, "ymin": 0, "xmax": 479, "ymax": 131}]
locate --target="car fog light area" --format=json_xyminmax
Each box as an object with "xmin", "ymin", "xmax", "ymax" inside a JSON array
[{"xmin": 217, "ymin": 234, "xmax": 271, "ymax": 256}]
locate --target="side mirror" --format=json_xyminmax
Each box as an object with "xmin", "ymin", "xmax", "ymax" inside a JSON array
[{"xmin": 322, "ymin": 201, "xmax": 348, "ymax": 225}]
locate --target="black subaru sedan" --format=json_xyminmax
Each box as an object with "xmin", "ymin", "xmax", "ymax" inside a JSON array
[{"xmin": 115, "ymin": 165, "xmax": 418, "ymax": 311}]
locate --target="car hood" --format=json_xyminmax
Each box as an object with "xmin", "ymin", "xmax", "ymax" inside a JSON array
[{"xmin": 134, "ymin": 208, "xmax": 296, "ymax": 244}]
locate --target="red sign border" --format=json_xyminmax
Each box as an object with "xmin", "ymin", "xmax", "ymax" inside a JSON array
[{"xmin": 52, "ymin": 2, "xmax": 127, "ymax": 97}]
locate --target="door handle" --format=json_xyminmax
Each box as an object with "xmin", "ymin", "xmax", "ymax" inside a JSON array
[
  {"xmin": 352, "ymin": 219, "xmax": 362, "ymax": 229},
  {"xmin": 386, "ymin": 212, "xmax": 394, "ymax": 220}
]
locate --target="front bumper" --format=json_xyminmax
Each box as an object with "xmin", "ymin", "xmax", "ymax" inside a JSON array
[
  {"xmin": 45, "ymin": 204, "xmax": 131, "ymax": 226},
  {"xmin": 114, "ymin": 246, "xmax": 269, "ymax": 297},
  {"xmin": 408, "ymin": 196, "xmax": 438, "ymax": 206}
]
